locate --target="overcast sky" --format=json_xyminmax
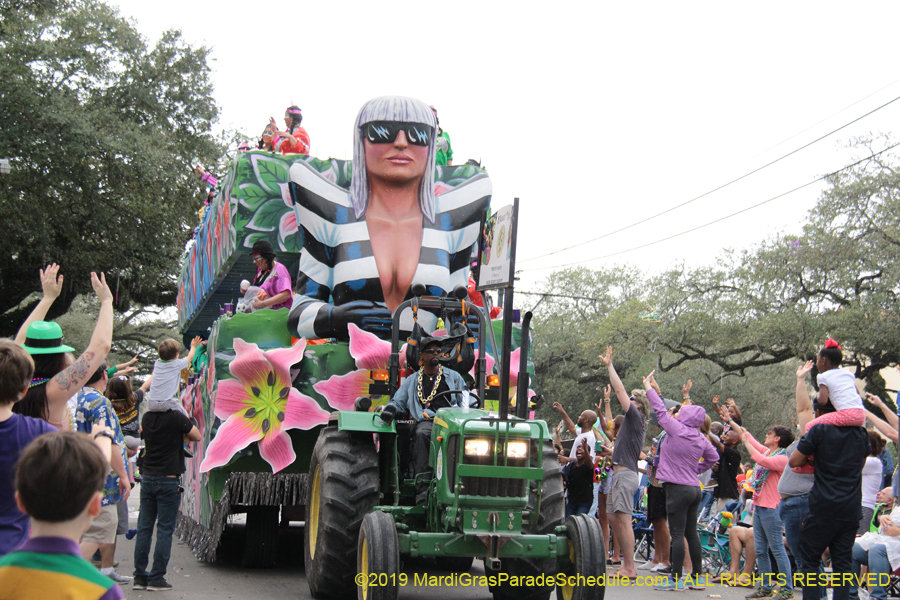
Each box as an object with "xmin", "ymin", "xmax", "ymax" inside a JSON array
[{"xmin": 112, "ymin": 1, "xmax": 900, "ymax": 298}]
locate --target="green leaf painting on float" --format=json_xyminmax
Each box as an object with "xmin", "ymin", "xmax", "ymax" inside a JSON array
[
  {"xmin": 250, "ymin": 154, "xmax": 289, "ymax": 192},
  {"xmin": 236, "ymin": 183, "xmax": 269, "ymax": 211},
  {"xmin": 241, "ymin": 231, "xmax": 273, "ymax": 249},
  {"xmin": 246, "ymin": 198, "xmax": 285, "ymax": 232}
]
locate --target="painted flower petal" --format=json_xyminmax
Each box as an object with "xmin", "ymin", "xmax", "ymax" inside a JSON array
[
  {"xmin": 266, "ymin": 338, "xmax": 307, "ymax": 387},
  {"xmin": 313, "ymin": 370, "xmax": 371, "ymax": 411},
  {"xmin": 199, "ymin": 415, "xmax": 263, "ymax": 472},
  {"xmin": 283, "ymin": 389, "xmax": 331, "ymax": 429},
  {"xmin": 472, "ymin": 349, "xmax": 496, "ymax": 379},
  {"xmin": 509, "ymin": 348, "xmax": 521, "ymax": 387},
  {"xmin": 213, "ymin": 379, "xmax": 252, "ymax": 420},
  {"xmin": 258, "ymin": 430, "xmax": 297, "ymax": 473},
  {"xmin": 279, "ymin": 210, "xmax": 298, "ymax": 240},
  {"xmin": 229, "ymin": 339, "xmax": 272, "ymax": 388},
  {"xmin": 348, "ymin": 324, "xmax": 390, "ymax": 370}
]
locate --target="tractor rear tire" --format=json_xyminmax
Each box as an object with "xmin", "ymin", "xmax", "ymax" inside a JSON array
[
  {"xmin": 241, "ymin": 505, "xmax": 279, "ymax": 568},
  {"xmin": 304, "ymin": 426, "xmax": 380, "ymax": 599},
  {"xmin": 556, "ymin": 514, "xmax": 605, "ymax": 600},
  {"xmin": 487, "ymin": 440, "xmax": 564, "ymax": 600},
  {"xmin": 357, "ymin": 511, "xmax": 400, "ymax": 600}
]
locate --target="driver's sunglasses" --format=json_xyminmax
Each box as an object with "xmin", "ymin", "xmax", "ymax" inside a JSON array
[
  {"xmin": 361, "ymin": 121, "xmax": 432, "ymax": 146},
  {"xmin": 421, "ymin": 348, "xmax": 440, "ymax": 354}
]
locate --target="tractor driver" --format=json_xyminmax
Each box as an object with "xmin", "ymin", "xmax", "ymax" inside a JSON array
[{"xmin": 379, "ymin": 337, "xmax": 469, "ymax": 503}]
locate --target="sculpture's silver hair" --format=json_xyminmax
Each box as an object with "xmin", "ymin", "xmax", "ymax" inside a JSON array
[{"xmin": 350, "ymin": 96, "xmax": 438, "ymax": 223}]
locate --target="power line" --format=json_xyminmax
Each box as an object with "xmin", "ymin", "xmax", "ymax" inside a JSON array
[
  {"xmin": 522, "ymin": 141, "xmax": 900, "ymax": 273},
  {"xmin": 519, "ymin": 90, "xmax": 900, "ymax": 264}
]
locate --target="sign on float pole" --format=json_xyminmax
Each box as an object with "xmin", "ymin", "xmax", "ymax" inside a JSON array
[{"xmin": 475, "ymin": 198, "xmax": 519, "ymax": 420}]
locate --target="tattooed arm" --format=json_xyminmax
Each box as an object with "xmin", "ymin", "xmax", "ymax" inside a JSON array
[{"xmin": 46, "ymin": 273, "xmax": 113, "ymax": 412}]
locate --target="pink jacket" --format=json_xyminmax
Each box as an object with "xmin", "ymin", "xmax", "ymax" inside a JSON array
[{"xmin": 745, "ymin": 433, "xmax": 787, "ymax": 509}]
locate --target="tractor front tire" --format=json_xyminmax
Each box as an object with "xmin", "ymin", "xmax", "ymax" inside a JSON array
[
  {"xmin": 305, "ymin": 426, "xmax": 380, "ymax": 599},
  {"xmin": 487, "ymin": 440, "xmax": 564, "ymax": 600},
  {"xmin": 556, "ymin": 514, "xmax": 606, "ymax": 600},
  {"xmin": 357, "ymin": 511, "xmax": 400, "ymax": 600}
]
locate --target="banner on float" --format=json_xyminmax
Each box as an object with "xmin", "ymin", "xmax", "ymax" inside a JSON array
[{"xmin": 476, "ymin": 202, "xmax": 518, "ymax": 291}]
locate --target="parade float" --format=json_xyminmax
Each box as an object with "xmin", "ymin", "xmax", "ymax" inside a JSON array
[{"xmin": 172, "ymin": 145, "xmax": 534, "ymax": 567}]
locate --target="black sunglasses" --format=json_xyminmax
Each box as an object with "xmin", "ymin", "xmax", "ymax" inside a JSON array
[
  {"xmin": 421, "ymin": 348, "xmax": 441, "ymax": 354},
  {"xmin": 362, "ymin": 121, "xmax": 432, "ymax": 146}
]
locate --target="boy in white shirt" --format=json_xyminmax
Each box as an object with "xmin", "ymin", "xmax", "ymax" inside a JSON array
[{"xmin": 145, "ymin": 337, "xmax": 202, "ymax": 417}]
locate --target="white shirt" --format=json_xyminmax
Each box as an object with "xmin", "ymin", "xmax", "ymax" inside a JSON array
[
  {"xmin": 146, "ymin": 357, "xmax": 191, "ymax": 403},
  {"xmin": 862, "ymin": 456, "xmax": 884, "ymax": 509},
  {"xmin": 569, "ymin": 430, "xmax": 597, "ymax": 461},
  {"xmin": 816, "ymin": 368, "xmax": 864, "ymax": 411}
]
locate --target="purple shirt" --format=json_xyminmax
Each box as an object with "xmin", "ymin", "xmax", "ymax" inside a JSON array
[
  {"xmin": 258, "ymin": 261, "xmax": 293, "ymax": 310},
  {"xmin": 0, "ymin": 414, "xmax": 56, "ymax": 556},
  {"xmin": 646, "ymin": 389, "xmax": 719, "ymax": 487}
]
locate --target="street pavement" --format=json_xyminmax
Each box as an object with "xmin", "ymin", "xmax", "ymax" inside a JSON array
[{"xmin": 114, "ymin": 497, "xmax": 755, "ymax": 600}]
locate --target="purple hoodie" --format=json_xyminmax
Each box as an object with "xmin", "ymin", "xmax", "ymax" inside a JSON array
[{"xmin": 647, "ymin": 388, "xmax": 719, "ymax": 487}]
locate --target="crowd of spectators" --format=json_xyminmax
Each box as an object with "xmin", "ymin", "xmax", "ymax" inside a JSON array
[
  {"xmin": 552, "ymin": 341, "xmax": 892, "ymax": 597},
  {"xmin": 0, "ymin": 265, "xmax": 206, "ymax": 596}
]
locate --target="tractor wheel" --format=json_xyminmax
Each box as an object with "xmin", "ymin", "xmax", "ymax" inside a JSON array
[
  {"xmin": 305, "ymin": 426, "xmax": 380, "ymax": 599},
  {"xmin": 241, "ymin": 505, "xmax": 280, "ymax": 567},
  {"xmin": 487, "ymin": 440, "xmax": 564, "ymax": 600},
  {"xmin": 357, "ymin": 511, "xmax": 400, "ymax": 600},
  {"xmin": 556, "ymin": 514, "xmax": 605, "ymax": 600},
  {"xmin": 439, "ymin": 556, "xmax": 475, "ymax": 573}
]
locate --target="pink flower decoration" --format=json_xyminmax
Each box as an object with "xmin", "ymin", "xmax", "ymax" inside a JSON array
[
  {"xmin": 313, "ymin": 324, "xmax": 406, "ymax": 411},
  {"xmin": 200, "ymin": 338, "xmax": 330, "ymax": 474},
  {"xmin": 280, "ymin": 211, "xmax": 298, "ymax": 240}
]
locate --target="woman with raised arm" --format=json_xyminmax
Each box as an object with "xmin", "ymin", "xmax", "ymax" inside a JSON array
[
  {"xmin": 717, "ymin": 403, "xmax": 794, "ymax": 600},
  {"xmin": 14, "ymin": 267, "xmax": 113, "ymax": 431},
  {"xmin": 641, "ymin": 370, "xmax": 718, "ymax": 591}
]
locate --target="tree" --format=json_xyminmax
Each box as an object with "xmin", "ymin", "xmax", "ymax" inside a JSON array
[
  {"xmin": 0, "ymin": 0, "xmax": 221, "ymax": 335},
  {"xmin": 530, "ymin": 136, "xmax": 900, "ymax": 426}
]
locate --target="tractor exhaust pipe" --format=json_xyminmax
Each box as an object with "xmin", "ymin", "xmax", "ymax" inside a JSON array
[{"xmin": 515, "ymin": 311, "xmax": 533, "ymax": 419}]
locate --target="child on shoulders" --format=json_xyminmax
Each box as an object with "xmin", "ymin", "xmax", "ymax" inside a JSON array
[
  {"xmin": 807, "ymin": 338, "xmax": 865, "ymax": 431},
  {"xmin": 145, "ymin": 337, "xmax": 203, "ymax": 418}
]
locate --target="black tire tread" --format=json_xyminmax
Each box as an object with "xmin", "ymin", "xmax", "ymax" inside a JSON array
[
  {"xmin": 305, "ymin": 427, "xmax": 380, "ymax": 599},
  {"xmin": 357, "ymin": 511, "xmax": 399, "ymax": 600}
]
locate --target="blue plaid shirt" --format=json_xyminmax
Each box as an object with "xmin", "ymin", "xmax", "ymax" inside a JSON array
[{"xmin": 76, "ymin": 387, "xmax": 126, "ymax": 506}]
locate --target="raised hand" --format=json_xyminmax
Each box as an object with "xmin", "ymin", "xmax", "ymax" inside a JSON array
[
  {"xmin": 712, "ymin": 395, "xmax": 720, "ymax": 405},
  {"xmin": 91, "ymin": 272, "xmax": 113, "ymax": 303},
  {"xmin": 604, "ymin": 384, "xmax": 611, "ymax": 401},
  {"xmin": 642, "ymin": 370, "xmax": 656, "ymax": 390},
  {"xmin": 797, "ymin": 360, "xmax": 814, "ymax": 379},
  {"xmin": 682, "ymin": 380, "xmax": 692, "ymax": 396},
  {"xmin": 40, "ymin": 264, "xmax": 63, "ymax": 299},
  {"xmin": 552, "ymin": 402, "xmax": 565, "ymax": 414},
  {"xmin": 599, "ymin": 347, "xmax": 612, "ymax": 367},
  {"xmin": 726, "ymin": 398, "xmax": 736, "ymax": 407},
  {"xmin": 867, "ymin": 393, "xmax": 886, "ymax": 408}
]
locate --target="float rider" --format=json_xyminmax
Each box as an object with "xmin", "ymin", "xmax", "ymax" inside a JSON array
[{"xmin": 379, "ymin": 337, "xmax": 468, "ymax": 503}]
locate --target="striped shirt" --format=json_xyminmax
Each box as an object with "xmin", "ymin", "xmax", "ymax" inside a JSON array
[
  {"xmin": 288, "ymin": 160, "xmax": 491, "ymax": 339},
  {"xmin": 0, "ymin": 536, "xmax": 124, "ymax": 599}
]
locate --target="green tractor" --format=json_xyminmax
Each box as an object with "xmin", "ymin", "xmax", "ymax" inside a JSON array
[{"xmin": 304, "ymin": 291, "xmax": 606, "ymax": 600}]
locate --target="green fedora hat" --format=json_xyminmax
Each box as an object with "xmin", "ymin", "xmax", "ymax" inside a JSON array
[{"xmin": 21, "ymin": 321, "xmax": 76, "ymax": 354}]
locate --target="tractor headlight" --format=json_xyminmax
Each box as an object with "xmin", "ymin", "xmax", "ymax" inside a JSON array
[
  {"xmin": 464, "ymin": 438, "xmax": 492, "ymax": 456},
  {"xmin": 506, "ymin": 441, "xmax": 529, "ymax": 459}
]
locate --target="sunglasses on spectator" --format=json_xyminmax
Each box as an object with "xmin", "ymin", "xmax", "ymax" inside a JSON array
[
  {"xmin": 361, "ymin": 122, "xmax": 432, "ymax": 146},
  {"xmin": 421, "ymin": 348, "xmax": 441, "ymax": 354}
]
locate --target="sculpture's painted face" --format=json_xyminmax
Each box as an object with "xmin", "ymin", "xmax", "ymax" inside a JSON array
[{"xmin": 363, "ymin": 124, "xmax": 429, "ymax": 186}]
